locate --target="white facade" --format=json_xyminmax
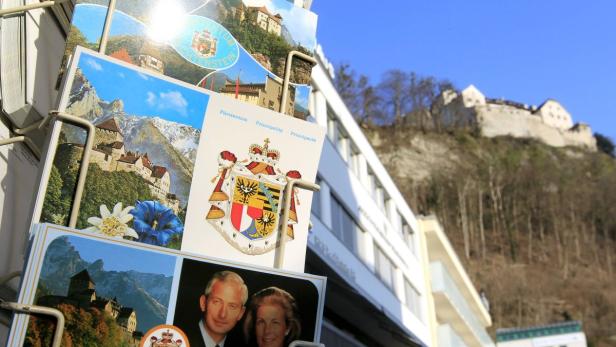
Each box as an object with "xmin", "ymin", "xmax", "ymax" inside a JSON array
[
  {"xmin": 419, "ymin": 216, "xmax": 494, "ymax": 347},
  {"xmin": 309, "ymin": 46, "xmax": 431, "ymax": 347}
]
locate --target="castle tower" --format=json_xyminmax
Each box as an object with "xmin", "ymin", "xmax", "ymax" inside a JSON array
[
  {"xmin": 68, "ymin": 269, "xmax": 96, "ymax": 306},
  {"xmin": 68, "ymin": 269, "xmax": 95, "ymax": 297},
  {"xmin": 94, "ymin": 117, "xmax": 124, "ymax": 146}
]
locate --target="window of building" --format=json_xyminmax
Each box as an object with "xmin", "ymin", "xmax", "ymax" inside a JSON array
[
  {"xmin": 375, "ymin": 184, "xmax": 385, "ymax": 210},
  {"xmin": 330, "ymin": 195, "xmax": 359, "ymax": 253},
  {"xmin": 374, "ymin": 244, "xmax": 396, "ymax": 291},
  {"xmin": 402, "ymin": 222, "xmax": 416, "ymax": 255},
  {"xmin": 311, "ymin": 176, "xmax": 322, "ymax": 218},
  {"xmin": 366, "ymin": 168, "xmax": 377, "ymax": 198},
  {"xmin": 348, "ymin": 144, "xmax": 361, "ymax": 178},
  {"xmin": 337, "ymin": 128, "xmax": 351, "ymax": 161},
  {"xmin": 386, "ymin": 202, "xmax": 403, "ymax": 237},
  {"xmin": 327, "ymin": 108, "xmax": 338, "ymax": 143},
  {"xmin": 404, "ymin": 279, "xmax": 422, "ymax": 320}
]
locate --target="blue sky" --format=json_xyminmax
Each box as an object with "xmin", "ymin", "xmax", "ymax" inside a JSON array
[
  {"xmin": 65, "ymin": 236, "xmax": 176, "ymax": 275},
  {"xmin": 312, "ymin": 0, "xmax": 616, "ymax": 141},
  {"xmin": 78, "ymin": 52, "xmax": 210, "ymax": 129},
  {"xmin": 243, "ymin": 0, "xmax": 317, "ymax": 49},
  {"xmin": 73, "ymin": 4, "xmax": 145, "ymax": 43}
]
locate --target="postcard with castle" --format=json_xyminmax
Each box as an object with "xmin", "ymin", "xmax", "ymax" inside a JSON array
[
  {"xmin": 36, "ymin": 47, "xmax": 325, "ymax": 271},
  {"xmin": 62, "ymin": 0, "xmax": 318, "ymax": 118},
  {"xmin": 38, "ymin": 47, "xmax": 212, "ymax": 251},
  {"xmin": 6, "ymin": 224, "xmax": 327, "ymax": 347}
]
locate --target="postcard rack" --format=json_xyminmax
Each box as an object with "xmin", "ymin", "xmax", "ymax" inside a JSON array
[{"xmin": 0, "ymin": 1, "xmax": 326, "ymax": 345}]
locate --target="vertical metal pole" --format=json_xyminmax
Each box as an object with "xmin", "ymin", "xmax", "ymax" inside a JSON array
[
  {"xmin": 280, "ymin": 51, "xmax": 317, "ymax": 115},
  {"xmin": 98, "ymin": 0, "xmax": 117, "ymax": 54},
  {"xmin": 40, "ymin": 111, "xmax": 96, "ymax": 228},
  {"xmin": 274, "ymin": 178, "xmax": 319, "ymax": 269}
]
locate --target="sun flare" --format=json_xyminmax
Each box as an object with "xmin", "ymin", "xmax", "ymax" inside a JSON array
[{"xmin": 147, "ymin": 0, "xmax": 186, "ymax": 43}]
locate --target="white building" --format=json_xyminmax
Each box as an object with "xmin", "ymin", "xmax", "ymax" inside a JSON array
[
  {"xmin": 308, "ymin": 45, "xmax": 432, "ymax": 347},
  {"xmin": 496, "ymin": 321, "xmax": 587, "ymax": 347},
  {"xmin": 419, "ymin": 216, "xmax": 494, "ymax": 347}
]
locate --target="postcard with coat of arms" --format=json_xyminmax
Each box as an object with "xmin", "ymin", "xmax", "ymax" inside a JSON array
[
  {"xmin": 62, "ymin": 0, "xmax": 317, "ymax": 118},
  {"xmin": 182, "ymin": 86, "xmax": 325, "ymax": 271},
  {"xmin": 6, "ymin": 224, "xmax": 327, "ymax": 347}
]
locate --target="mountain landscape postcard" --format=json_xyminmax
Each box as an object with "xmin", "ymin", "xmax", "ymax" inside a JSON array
[
  {"xmin": 63, "ymin": 0, "xmax": 318, "ymax": 118},
  {"xmin": 41, "ymin": 47, "xmax": 211, "ymax": 249},
  {"xmin": 18, "ymin": 233, "xmax": 177, "ymax": 346}
]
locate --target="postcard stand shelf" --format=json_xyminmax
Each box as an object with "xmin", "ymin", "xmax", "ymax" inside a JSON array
[{"xmin": 0, "ymin": 2, "xmax": 326, "ymax": 345}]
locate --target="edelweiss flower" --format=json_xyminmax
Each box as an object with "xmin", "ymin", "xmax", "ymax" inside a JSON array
[{"xmin": 84, "ymin": 203, "xmax": 138, "ymax": 239}]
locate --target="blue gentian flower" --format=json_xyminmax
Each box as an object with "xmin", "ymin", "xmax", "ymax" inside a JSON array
[{"xmin": 130, "ymin": 200, "xmax": 183, "ymax": 246}]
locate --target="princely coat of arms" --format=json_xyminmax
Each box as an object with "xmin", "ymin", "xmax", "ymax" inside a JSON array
[{"xmin": 206, "ymin": 139, "xmax": 302, "ymax": 254}]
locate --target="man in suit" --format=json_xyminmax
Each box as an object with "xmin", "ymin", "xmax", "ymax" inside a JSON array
[{"xmin": 190, "ymin": 270, "xmax": 249, "ymax": 347}]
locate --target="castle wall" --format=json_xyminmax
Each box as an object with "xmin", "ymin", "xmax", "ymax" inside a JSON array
[
  {"xmin": 563, "ymin": 125, "xmax": 597, "ymax": 149},
  {"xmin": 440, "ymin": 86, "xmax": 596, "ymax": 150},
  {"xmin": 94, "ymin": 128, "xmax": 122, "ymax": 147},
  {"xmin": 476, "ymin": 104, "xmax": 595, "ymax": 149},
  {"xmin": 89, "ymin": 150, "xmax": 112, "ymax": 171}
]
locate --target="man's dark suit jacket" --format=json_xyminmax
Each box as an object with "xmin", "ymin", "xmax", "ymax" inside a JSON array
[{"xmin": 181, "ymin": 321, "xmax": 248, "ymax": 347}]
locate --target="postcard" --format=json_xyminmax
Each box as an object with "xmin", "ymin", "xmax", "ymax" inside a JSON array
[
  {"xmin": 6, "ymin": 224, "xmax": 327, "ymax": 347},
  {"xmin": 63, "ymin": 0, "xmax": 318, "ymax": 118},
  {"xmin": 182, "ymin": 85, "xmax": 325, "ymax": 271},
  {"xmin": 40, "ymin": 47, "xmax": 211, "ymax": 250},
  {"xmin": 37, "ymin": 48, "xmax": 325, "ymax": 271}
]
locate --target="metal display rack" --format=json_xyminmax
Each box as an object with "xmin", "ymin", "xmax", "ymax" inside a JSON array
[{"xmin": 0, "ymin": 1, "xmax": 324, "ymax": 345}]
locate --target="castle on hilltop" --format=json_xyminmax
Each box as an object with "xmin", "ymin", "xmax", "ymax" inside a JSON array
[
  {"xmin": 436, "ymin": 85, "xmax": 597, "ymax": 150},
  {"xmin": 38, "ymin": 269, "xmax": 138, "ymax": 334},
  {"xmin": 58, "ymin": 117, "xmax": 180, "ymax": 213}
]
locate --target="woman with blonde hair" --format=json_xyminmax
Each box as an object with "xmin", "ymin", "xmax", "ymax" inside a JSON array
[{"xmin": 243, "ymin": 287, "xmax": 301, "ymax": 347}]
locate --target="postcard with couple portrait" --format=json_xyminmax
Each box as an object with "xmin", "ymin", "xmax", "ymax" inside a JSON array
[
  {"xmin": 34, "ymin": 47, "xmax": 325, "ymax": 272},
  {"xmin": 6, "ymin": 224, "xmax": 326, "ymax": 347}
]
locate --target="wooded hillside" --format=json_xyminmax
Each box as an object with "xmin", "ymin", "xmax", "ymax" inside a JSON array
[
  {"xmin": 334, "ymin": 64, "xmax": 616, "ymax": 346},
  {"xmin": 367, "ymin": 126, "xmax": 616, "ymax": 346}
]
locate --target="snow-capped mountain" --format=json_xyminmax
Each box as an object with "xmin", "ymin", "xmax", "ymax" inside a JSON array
[
  {"xmin": 150, "ymin": 117, "xmax": 200, "ymax": 163},
  {"xmin": 62, "ymin": 68, "xmax": 203, "ymax": 205}
]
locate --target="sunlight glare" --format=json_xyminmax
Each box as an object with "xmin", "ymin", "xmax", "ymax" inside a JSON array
[{"xmin": 147, "ymin": 0, "xmax": 186, "ymax": 43}]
